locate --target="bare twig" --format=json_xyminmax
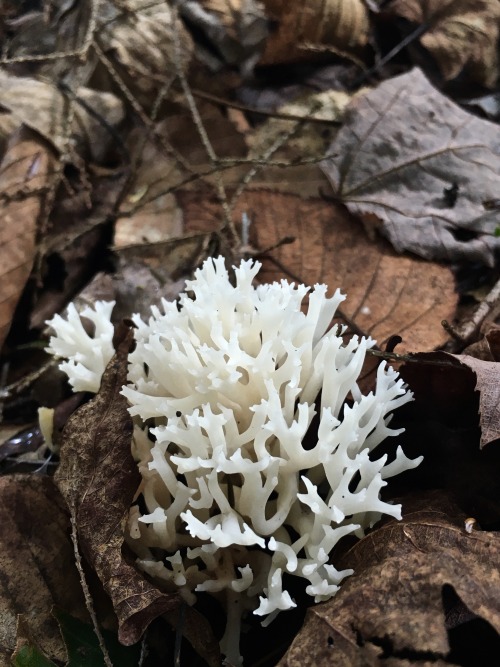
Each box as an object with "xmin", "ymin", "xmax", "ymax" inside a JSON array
[
  {"xmin": 70, "ymin": 514, "xmax": 114, "ymax": 667},
  {"xmin": 443, "ymin": 272, "xmax": 500, "ymax": 348},
  {"xmin": 171, "ymin": 6, "xmax": 238, "ymax": 247},
  {"xmin": 191, "ymin": 88, "xmax": 342, "ymax": 126}
]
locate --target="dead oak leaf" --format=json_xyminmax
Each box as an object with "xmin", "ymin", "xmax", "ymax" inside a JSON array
[
  {"xmin": 321, "ymin": 68, "xmax": 500, "ymax": 265},
  {"xmin": 279, "ymin": 493, "xmax": 500, "ymax": 666},
  {"xmin": 54, "ymin": 331, "xmax": 180, "ymax": 645},
  {"xmin": 385, "ymin": 0, "xmax": 500, "ymax": 87}
]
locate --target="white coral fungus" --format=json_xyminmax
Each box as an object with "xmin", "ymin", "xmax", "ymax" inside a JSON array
[{"xmin": 46, "ymin": 257, "xmax": 422, "ymax": 665}]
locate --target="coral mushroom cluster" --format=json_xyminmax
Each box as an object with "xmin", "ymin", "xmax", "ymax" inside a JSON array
[{"xmin": 46, "ymin": 256, "xmax": 421, "ymax": 665}]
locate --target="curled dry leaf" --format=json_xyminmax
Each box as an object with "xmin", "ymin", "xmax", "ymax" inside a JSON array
[
  {"xmin": 279, "ymin": 493, "xmax": 500, "ymax": 666},
  {"xmin": 0, "ymin": 127, "xmax": 55, "ymax": 353},
  {"xmin": 54, "ymin": 331, "xmax": 180, "ymax": 645},
  {"xmin": 0, "ymin": 70, "xmax": 125, "ymax": 162},
  {"xmin": 260, "ymin": 0, "xmax": 369, "ymax": 65},
  {"xmin": 321, "ymin": 68, "xmax": 500, "ymax": 266},
  {"xmin": 0, "ymin": 475, "xmax": 87, "ymax": 664},
  {"xmin": 180, "ymin": 189, "xmax": 456, "ymax": 352},
  {"xmin": 386, "ymin": 0, "xmax": 500, "ymax": 87}
]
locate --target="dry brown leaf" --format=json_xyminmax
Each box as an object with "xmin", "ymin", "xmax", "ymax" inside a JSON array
[
  {"xmin": 0, "ymin": 474, "xmax": 87, "ymax": 664},
  {"xmin": 321, "ymin": 68, "xmax": 500, "ymax": 266},
  {"xmin": 180, "ymin": 189, "xmax": 456, "ymax": 352},
  {"xmin": 260, "ymin": 0, "xmax": 369, "ymax": 65},
  {"xmin": 279, "ymin": 492, "xmax": 500, "ymax": 666},
  {"xmin": 453, "ymin": 354, "xmax": 500, "ymax": 448},
  {"xmin": 0, "ymin": 71, "xmax": 124, "ymax": 161},
  {"xmin": 54, "ymin": 332, "xmax": 180, "ymax": 645},
  {"xmin": 0, "ymin": 127, "xmax": 55, "ymax": 352},
  {"xmin": 386, "ymin": 0, "xmax": 500, "ymax": 87}
]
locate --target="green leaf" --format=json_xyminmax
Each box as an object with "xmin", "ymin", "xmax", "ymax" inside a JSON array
[
  {"xmin": 54, "ymin": 610, "xmax": 141, "ymax": 667},
  {"xmin": 11, "ymin": 645, "xmax": 58, "ymax": 667}
]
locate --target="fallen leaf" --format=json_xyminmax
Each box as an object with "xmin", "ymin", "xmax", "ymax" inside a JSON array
[
  {"xmin": 260, "ymin": 0, "xmax": 370, "ymax": 65},
  {"xmin": 180, "ymin": 189, "xmax": 457, "ymax": 352},
  {"xmin": 0, "ymin": 475, "xmax": 87, "ymax": 664},
  {"xmin": 54, "ymin": 331, "xmax": 181, "ymax": 645},
  {"xmin": 0, "ymin": 127, "xmax": 55, "ymax": 352},
  {"xmin": 0, "ymin": 71, "xmax": 125, "ymax": 162},
  {"xmin": 385, "ymin": 0, "xmax": 500, "ymax": 87},
  {"xmin": 454, "ymin": 354, "xmax": 500, "ymax": 448},
  {"xmin": 321, "ymin": 68, "xmax": 500, "ymax": 265},
  {"xmin": 279, "ymin": 492, "xmax": 500, "ymax": 666}
]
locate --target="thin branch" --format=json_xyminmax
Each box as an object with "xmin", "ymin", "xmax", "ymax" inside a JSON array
[
  {"xmin": 171, "ymin": 5, "xmax": 238, "ymax": 247},
  {"xmin": 70, "ymin": 514, "xmax": 114, "ymax": 667}
]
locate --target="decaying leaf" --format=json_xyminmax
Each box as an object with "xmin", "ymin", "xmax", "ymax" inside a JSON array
[
  {"xmin": 385, "ymin": 0, "xmax": 500, "ymax": 87},
  {"xmin": 54, "ymin": 332, "xmax": 180, "ymax": 645},
  {"xmin": 0, "ymin": 127, "xmax": 55, "ymax": 352},
  {"xmin": 260, "ymin": 0, "xmax": 370, "ymax": 64},
  {"xmin": 0, "ymin": 70, "xmax": 125, "ymax": 162},
  {"xmin": 279, "ymin": 493, "xmax": 500, "ymax": 666},
  {"xmin": 180, "ymin": 189, "xmax": 456, "ymax": 352},
  {"xmin": 321, "ymin": 68, "xmax": 500, "ymax": 265},
  {"xmin": 0, "ymin": 475, "xmax": 87, "ymax": 664}
]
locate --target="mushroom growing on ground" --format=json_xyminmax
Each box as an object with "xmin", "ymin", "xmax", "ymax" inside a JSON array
[{"xmin": 46, "ymin": 256, "xmax": 422, "ymax": 665}]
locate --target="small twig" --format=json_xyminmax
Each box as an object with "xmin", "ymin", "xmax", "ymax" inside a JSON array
[
  {"xmin": 0, "ymin": 360, "xmax": 56, "ymax": 400},
  {"xmin": 443, "ymin": 272, "xmax": 500, "ymax": 347},
  {"xmin": 191, "ymin": 88, "xmax": 342, "ymax": 126},
  {"xmin": 350, "ymin": 22, "xmax": 430, "ymax": 89},
  {"xmin": 171, "ymin": 6, "xmax": 238, "ymax": 247},
  {"xmin": 70, "ymin": 514, "xmax": 114, "ymax": 667}
]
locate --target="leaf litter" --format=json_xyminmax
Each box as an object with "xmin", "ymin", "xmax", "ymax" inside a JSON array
[{"xmin": 1, "ymin": 1, "xmax": 500, "ymax": 665}]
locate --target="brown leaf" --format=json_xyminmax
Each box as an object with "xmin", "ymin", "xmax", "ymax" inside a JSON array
[
  {"xmin": 385, "ymin": 0, "xmax": 500, "ymax": 87},
  {"xmin": 260, "ymin": 0, "xmax": 369, "ymax": 65},
  {"xmin": 180, "ymin": 189, "xmax": 456, "ymax": 352},
  {"xmin": 321, "ymin": 68, "xmax": 500, "ymax": 265},
  {"xmin": 54, "ymin": 332, "xmax": 180, "ymax": 645},
  {"xmin": 279, "ymin": 492, "xmax": 500, "ymax": 666},
  {"xmin": 0, "ymin": 474, "xmax": 87, "ymax": 664},
  {"xmin": 0, "ymin": 71, "xmax": 125, "ymax": 162},
  {"xmin": 453, "ymin": 354, "xmax": 500, "ymax": 448},
  {"xmin": 0, "ymin": 127, "xmax": 55, "ymax": 352}
]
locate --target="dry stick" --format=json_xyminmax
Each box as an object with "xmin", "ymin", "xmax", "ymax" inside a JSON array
[
  {"xmin": 191, "ymin": 88, "xmax": 342, "ymax": 126},
  {"xmin": 70, "ymin": 514, "xmax": 114, "ymax": 667},
  {"xmin": 350, "ymin": 22, "xmax": 429, "ymax": 89},
  {"xmin": 443, "ymin": 273, "xmax": 500, "ymax": 345},
  {"xmin": 0, "ymin": 0, "xmax": 100, "ymax": 64},
  {"xmin": 92, "ymin": 40, "xmax": 193, "ymax": 175},
  {"xmin": 228, "ymin": 121, "xmax": 304, "ymax": 214},
  {"xmin": 171, "ymin": 8, "xmax": 239, "ymax": 248}
]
